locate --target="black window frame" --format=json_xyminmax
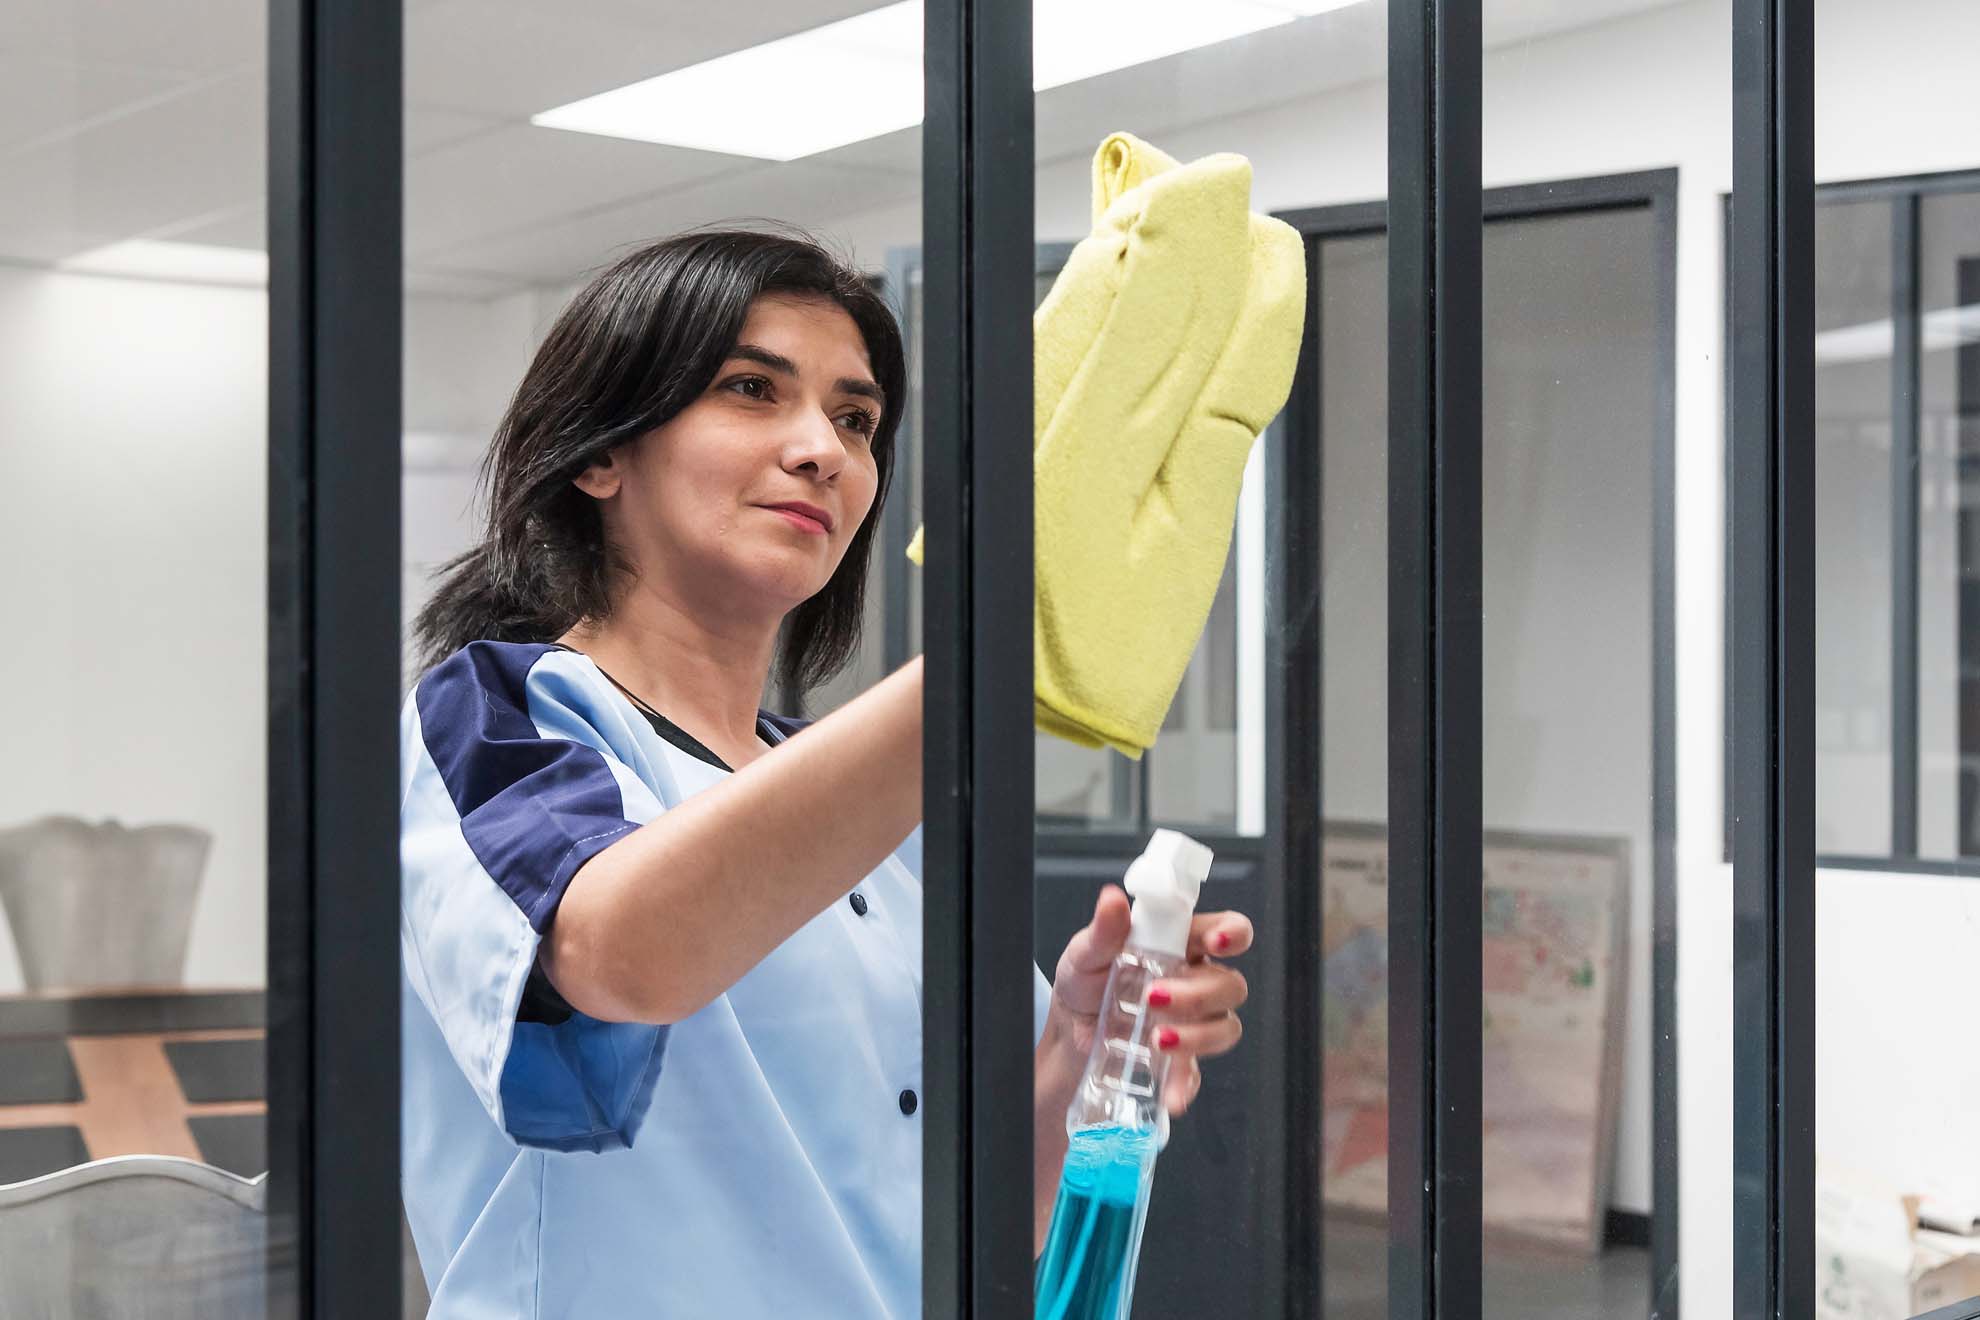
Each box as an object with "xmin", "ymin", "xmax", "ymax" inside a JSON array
[
  {"xmin": 1721, "ymin": 164, "xmax": 1980, "ymax": 879},
  {"xmin": 1278, "ymin": 166, "xmax": 1682, "ymax": 1319},
  {"xmin": 266, "ymin": 0, "xmax": 404, "ymax": 1312}
]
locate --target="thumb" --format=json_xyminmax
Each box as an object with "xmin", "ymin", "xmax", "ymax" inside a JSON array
[{"xmin": 1063, "ymin": 885, "xmax": 1132, "ymax": 977}]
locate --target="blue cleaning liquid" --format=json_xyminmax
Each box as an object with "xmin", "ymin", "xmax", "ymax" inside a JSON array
[{"xmin": 1034, "ymin": 1125, "xmax": 1159, "ymax": 1320}]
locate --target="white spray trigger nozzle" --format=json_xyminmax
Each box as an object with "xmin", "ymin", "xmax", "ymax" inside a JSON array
[{"xmin": 1122, "ymin": 829, "xmax": 1213, "ymax": 959}]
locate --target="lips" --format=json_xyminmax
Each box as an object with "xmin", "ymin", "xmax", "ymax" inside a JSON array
[{"xmin": 761, "ymin": 502, "xmax": 833, "ymax": 534}]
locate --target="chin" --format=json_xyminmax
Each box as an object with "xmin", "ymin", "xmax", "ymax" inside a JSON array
[{"xmin": 732, "ymin": 548, "xmax": 837, "ymax": 610}]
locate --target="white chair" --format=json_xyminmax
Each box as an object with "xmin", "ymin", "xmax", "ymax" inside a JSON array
[{"xmin": 0, "ymin": 1155, "xmax": 265, "ymax": 1318}]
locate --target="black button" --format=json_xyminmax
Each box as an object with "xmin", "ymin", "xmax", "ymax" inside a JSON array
[
  {"xmin": 898, "ymin": 1089, "xmax": 918, "ymax": 1116},
  {"xmin": 849, "ymin": 892, "xmax": 868, "ymax": 916}
]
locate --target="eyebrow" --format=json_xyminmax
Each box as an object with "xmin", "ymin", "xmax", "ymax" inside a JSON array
[{"xmin": 726, "ymin": 343, "xmax": 886, "ymax": 408}]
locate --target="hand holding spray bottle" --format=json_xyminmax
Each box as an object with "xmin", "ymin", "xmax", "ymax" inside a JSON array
[{"xmin": 1034, "ymin": 829, "xmax": 1213, "ymax": 1320}]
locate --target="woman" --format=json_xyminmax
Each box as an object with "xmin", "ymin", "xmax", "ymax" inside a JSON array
[{"xmin": 399, "ymin": 228, "xmax": 1253, "ymax": 1318}]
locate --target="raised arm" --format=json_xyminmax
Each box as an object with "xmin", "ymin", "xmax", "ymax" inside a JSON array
[{"xmin": 541, "ymin": 655, "xmax": 923, "ymax": 1025}]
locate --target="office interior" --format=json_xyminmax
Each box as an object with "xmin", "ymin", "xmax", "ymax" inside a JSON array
[{"xmin": 0, "ymin": 0, "xmax": 1974, "ymax": 1317}]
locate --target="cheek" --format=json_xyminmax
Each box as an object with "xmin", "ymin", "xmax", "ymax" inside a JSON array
[
  {"xmin": 646, "ymin": 431, "xmax": 754, "ymax": 529},
  {"xmin": 847, "ymin": 454, "xmax": 883, "ymax": 525}
]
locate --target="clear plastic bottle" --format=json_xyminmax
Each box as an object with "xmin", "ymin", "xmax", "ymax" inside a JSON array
[{"xmin": 1035, "ymin": 829, "xmax": 1213, "ymax": 1320}]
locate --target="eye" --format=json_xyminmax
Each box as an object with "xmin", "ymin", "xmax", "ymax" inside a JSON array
[
  {"xmin": 837, "ymin": 407, "xmax": 879, "ymax": 438},
  {"xmin": 723, "ymin": 374, "xmax": 772, "ymax": 400}
]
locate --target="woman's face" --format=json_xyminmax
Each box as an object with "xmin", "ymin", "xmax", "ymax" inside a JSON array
[{"xmin": 583, "ymin": 293, "xmax": 884, "ymax": 622}]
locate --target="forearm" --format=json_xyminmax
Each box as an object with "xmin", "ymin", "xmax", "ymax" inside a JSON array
[
  {"xmin": 1033, "ymin": 1013, "xmax": 1083, "ymax": 1257},
  {"xmin": 544, "ymin": 655, "xmax": 923, "ymax": 1024}
]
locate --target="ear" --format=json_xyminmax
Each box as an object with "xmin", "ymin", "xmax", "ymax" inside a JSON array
[{"xmin": 571, "ymin": 448, "xmax": 625, "ymax": 500}]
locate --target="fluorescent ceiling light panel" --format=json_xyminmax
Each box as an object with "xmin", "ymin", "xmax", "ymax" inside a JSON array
[
  {"xmin": 534, "ymin": 0, "xmax": 1372, "ymax": 161},
  {"xmin": 1814, "ymin": 304, "xmax": 1980, "ymax": 364},
  {"xmin": 58, "ymin": 239, "xmax": 268, "ymax": 287},
  {"xmin": 536, "ymin": 4, "xmax": 922, "ymax": 162}
]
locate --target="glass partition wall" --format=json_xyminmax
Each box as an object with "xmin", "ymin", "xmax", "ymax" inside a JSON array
[{"xmin": 6, "ymin": 2, "xmax": 1973, "ymax": 1318}]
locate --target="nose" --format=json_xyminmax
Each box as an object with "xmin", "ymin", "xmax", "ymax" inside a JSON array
[{"xmin": 781, "ymin": 410, "xmax": 850, "ymax": 482}]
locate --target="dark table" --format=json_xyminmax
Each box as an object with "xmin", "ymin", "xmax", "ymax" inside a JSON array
[{"xmin": 0, "ymin": 988, "xmax": 266, "ymax": 1184}]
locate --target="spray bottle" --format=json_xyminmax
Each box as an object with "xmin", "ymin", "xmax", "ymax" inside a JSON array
[{"xmin": 1034, "ymin": 828, "xmax": 1213, "ymax": 1320}]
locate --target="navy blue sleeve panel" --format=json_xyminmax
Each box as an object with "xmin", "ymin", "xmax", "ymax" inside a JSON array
[
  {"xmin": 415, "ymin": 640, "xmax": 643, "ymax": 933},
  {"xmin": 503, "ymin": 1014, "xmax": 672, "ymax": 1153},
  {"xmin": 404, "ymin": 640, "xmax": 673, "ymax": 1152}
]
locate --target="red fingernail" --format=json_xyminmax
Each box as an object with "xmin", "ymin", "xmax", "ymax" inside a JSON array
[
  {"xmin": 1148, "ymin": 987, "xmax": 1172, "ymax": 1008},
  {"xmin": 1157, "ymin": 1027, "xmax": 1180, "ymax": 1050},
  {"xmin": 1216, "ymin": 932, "xmax": 1232, "ymax": 951}
]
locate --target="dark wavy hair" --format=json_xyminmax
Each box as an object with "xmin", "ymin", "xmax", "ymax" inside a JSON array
[{"xmin": 411, "ymin": 227, "xmax": 905, "ymax": 695}]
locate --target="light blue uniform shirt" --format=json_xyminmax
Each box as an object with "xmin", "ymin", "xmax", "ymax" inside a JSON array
[{"xmin": 400, "ymin": 641, "xmax": 1052, "ymax": 1318}]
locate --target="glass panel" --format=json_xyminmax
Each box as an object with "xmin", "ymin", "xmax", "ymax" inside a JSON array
[
  {"xmin": 0, "ymin": 0, "xmax": 283, "ymax": 1310},
  {"xmin": 1813, "ymin": 3, "xmax": 1980, "ymax": 1316},
  {"xmin": 1317, "ymin": 229, "xmax": 1390, "ymax": 1320},
  {"xmin": 1814, "ymin": 200, "xmax": 1896, "ymax": 858},
  {"xmin": 1024, "ymin": 3, "xmax": 1382, "ymax": 1316},
  {"xmin": 1478, "ymin": 203, "xmax": 1662, "ymax": 1315},
  {"xmin": 1480, "ymin": 2, "xmax": 1712, "ymax": 1315},
  {"xmin": 1148, "ymin": 547, "xmax": 1244, "ymax": 832},
  {"xmin": 1918, "ymin": 189, "xmax": 1980, "ymax": 862},
  {"xmin": 400, "ymin": 3, "xmax": 921, "ymax": 1315}
]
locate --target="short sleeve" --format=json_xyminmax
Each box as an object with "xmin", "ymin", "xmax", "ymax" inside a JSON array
[{"xmin": 401, "ymin": 641, "xmax": 670, "ymax": 1153}]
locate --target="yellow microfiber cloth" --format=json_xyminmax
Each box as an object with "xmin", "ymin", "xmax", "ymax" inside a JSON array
[{"xmin": 909, "ymin": 132, "xmax": 1306, "ymax": 759}]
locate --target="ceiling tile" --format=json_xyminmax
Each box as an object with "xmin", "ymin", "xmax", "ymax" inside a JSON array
[
  {"xmin": 413, "ymin": 157, "xmax": 920, "ymax": 288},
  {"xmin": 0, "ymin": 54, "xmax": 197, "ymax": 156},
  {"xmin": 407, "ymin": 122, "xmax": 760, "ymax": 259},
  {"xmin": 0, "ymin": 0, "xmax": 263, "ymax": 80},
  {"xmin": 0, "ymin": 69, "xmax": 261, "ymax": 265}
]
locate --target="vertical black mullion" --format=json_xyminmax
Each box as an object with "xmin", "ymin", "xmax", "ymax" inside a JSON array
[
  {"xmin": 1891, "ymin": 193, "xmax": 1922, "ymax": 859},
  {"xmin": 265, "ymin": 0, "xmax": 311, "ymax": 1306},
  {"xmin": 1135, "ymin": 750, "xmax": 1152, "ymax": 831},
  {"xmin": 1261, "ymin": 237, "xmax": 1326, "ymax": 1319},
  {"xmin": 1112, "ymin": 753, "xmax": 1139, "ymax": 828},
  {"xmin": 1650, "ymin": 180, "xmax": 1683, "ymax": 1320},
  {"xmin": 1730, "ymin": 2, "xmax": 1815, "ymax": 1318},
  {"xmin": 921, "ymin": 0, "xmax": 1034, "ymax": 1313},
  {"xmin": 1387, "ymin": 0, "xmax": 1484, "ymax": 1316},
  {"xmin": 267, "ymin": 0, "xmax": 403, "ymax": 1315}
]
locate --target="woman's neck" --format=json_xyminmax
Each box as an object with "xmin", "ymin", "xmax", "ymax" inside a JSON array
[{"xmin": 558, "ymin": 582, "xmax": 781, "ymax": 768}]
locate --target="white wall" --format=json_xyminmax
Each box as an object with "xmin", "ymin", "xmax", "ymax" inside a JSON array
[
  {"xmin": 0, "ymin": 266, "xmax": 267, "ymax": 991},
  {"xmin": 1816, "ymin": 867, "xmax": 1980, "ymax": 1207}
]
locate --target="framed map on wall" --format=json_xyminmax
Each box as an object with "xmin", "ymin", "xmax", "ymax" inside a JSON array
[{"xmin": 1319, "ymin": 821, "xmax": 1632, "ymax": 1254}]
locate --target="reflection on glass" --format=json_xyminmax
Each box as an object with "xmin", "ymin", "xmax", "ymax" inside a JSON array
[{"xmin": 0, "ymin": 0, "xmax": 277, "ymax": 1310}]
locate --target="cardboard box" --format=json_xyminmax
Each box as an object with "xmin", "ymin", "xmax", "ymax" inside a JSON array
[{"xmin": 1817, "ymin": 1174, "xmax": 1980, "ymax": 1320}]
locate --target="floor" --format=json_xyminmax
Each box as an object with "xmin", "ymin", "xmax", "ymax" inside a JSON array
[
  {"xmin": 405, "ymin": 1211, "xmax": 1654, "ymax": 1318},
  {"xmin": 1323, "ymin": 1216, "xmax": 1654, "ymax": 1319}
]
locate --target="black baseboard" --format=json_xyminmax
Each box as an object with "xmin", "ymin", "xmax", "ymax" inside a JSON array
[{"xmin": 1605, "ymin": 1209, "xmax": 1653, "ymax": 1249}]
